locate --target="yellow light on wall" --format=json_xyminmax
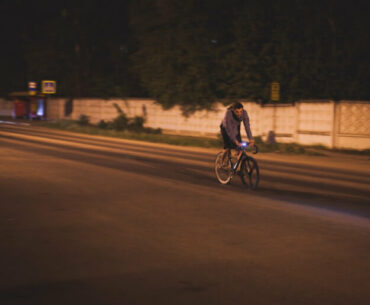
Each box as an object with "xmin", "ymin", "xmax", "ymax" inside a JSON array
[
  {"xmin": 41, "ymin": 80, "xmax": 56, "ymax": 94},
  {"xmin": 271, "ymin": 82, "xmax": 280, "ymax": 101}
]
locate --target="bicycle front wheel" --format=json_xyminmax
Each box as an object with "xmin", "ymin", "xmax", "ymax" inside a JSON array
[
  {"xmin": 215, "ymin": 152, "xmax": 232, "ymax": 184},
  {"xmin": 241, "ymin": 156, "xmax": 259, "ymax": 190}
]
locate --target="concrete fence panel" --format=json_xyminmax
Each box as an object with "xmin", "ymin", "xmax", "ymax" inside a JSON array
[
  {"xmin": 296, "ymin": 101, "xmax": 335, "ymax": 147},
  {"xmin": 4, "ymin": 97, "xmax": 369, "ymax": 149},
  {"xmin": 259, "ymin": 104, "xmax": 296, "ymax": 143},
  {"xmin": 335, "ymin": 101, "xmax": 370, "ymax": 149}
]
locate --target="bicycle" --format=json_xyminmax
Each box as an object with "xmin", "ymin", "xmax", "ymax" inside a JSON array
[{"xmin": 215, "ymin": 142, "xmax": 260, "ymax": 189}]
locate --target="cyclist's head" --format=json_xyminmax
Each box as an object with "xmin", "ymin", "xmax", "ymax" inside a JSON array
[
  {"xmin": 232, "ymin": 102, "xmax": 243, "ymax": 110},
  {"xmin": 231, "ymin": 102, "xmax": 243, "ymax": 118}
]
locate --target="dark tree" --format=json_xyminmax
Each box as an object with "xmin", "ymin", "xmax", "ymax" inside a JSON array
[{"xmin": 0, "ymin": 0, "xmax": 369, "ymax": 110}]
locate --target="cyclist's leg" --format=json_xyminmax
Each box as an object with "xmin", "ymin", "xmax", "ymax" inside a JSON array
[
  {"xmin": 235, "ymin": 132, "xmax": 243, "ymax": 171},
  {"xmin": 220, "ymin": 125, "xmax": 233, "ymax": 166},
  {"xmin": 221, "ymin": 149, "xmax": 230, "ymax": 166}
]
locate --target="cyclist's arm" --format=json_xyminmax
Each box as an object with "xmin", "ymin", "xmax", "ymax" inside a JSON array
[{"xmin": 242, "ymin": 110, "xmax": 253, "ymax": 142}]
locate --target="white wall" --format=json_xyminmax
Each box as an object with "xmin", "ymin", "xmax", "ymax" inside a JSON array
[
  {"xmin": 1, "ymin": 96, "xmax": 369, "ymax": 149},
  {"xmin": 45, "ymin": 98, "xmax": 370, "ymax": 149}
]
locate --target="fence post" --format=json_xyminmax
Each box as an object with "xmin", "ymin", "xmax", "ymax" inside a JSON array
[
  {"xmin": 332, "ymin": 101, "xmax": 340, "ymax": 149},
  {"xmin": 294, "ymin": 102, "xmax": 300, "ymax": 144}
]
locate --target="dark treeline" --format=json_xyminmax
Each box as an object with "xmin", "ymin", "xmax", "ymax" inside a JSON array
[{"xmin": 0, "ymin": 0, "xmax": 369, "ymax": 112}]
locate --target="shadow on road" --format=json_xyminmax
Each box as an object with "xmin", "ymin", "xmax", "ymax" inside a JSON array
[{"xmin": 1, "ymin": 130, "xmax": 370, "ymax": 218}]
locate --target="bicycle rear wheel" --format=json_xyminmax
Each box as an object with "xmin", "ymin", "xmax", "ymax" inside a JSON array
[
  {"xmin": 215, "ymin": 152, "xmax": 232, "ymax": 184},
  {"xmin": 241, "ymin": 156, "xmax": 259, "ymax": 190}
]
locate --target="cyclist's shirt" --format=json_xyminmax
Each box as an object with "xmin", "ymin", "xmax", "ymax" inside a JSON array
[{"xmin": 221, "ymin": 108, "xmax": 253, "ymax": 143}]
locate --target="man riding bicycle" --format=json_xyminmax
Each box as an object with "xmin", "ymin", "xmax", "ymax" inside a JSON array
[{"xmin": 220, "ymin": 102, "xmax": 254, "ymax": 168}]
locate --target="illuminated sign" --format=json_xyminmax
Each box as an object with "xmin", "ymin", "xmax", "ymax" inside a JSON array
[
  {"xmin": 271, "ymin": 82, "xmax": 280, "ymax": 101},
  {"xmin": 42, "ymin": 80, "xmax": 56, "ymax": 94},
  {"xmin": 28, "ymin": 81, "xmax": 37, "ymax": 95}
]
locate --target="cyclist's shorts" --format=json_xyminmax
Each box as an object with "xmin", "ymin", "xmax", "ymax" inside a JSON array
[{"xmin": 220, "ymin": 125, "xmax": 241, "ymax": 149}]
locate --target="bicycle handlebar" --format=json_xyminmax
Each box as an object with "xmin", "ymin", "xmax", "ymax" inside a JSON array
[{"xmin": 240, "ymin": 142, "xmax": 258, "ymax": 154}]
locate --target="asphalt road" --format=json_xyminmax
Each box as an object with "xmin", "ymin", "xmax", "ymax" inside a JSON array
[{"xmin": 1, "ymin": 123, "xmax": 369, "ymax": 305}]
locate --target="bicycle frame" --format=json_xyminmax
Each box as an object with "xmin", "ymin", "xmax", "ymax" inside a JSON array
[
  {"xmin": 229, "ymin": 143, "xmax": 258, "ymax": 174},
  {"xmin": 230, "ymin": 150, "xmax": 246, "ymax": 173}
]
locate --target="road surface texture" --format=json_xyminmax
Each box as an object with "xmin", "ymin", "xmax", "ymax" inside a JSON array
[{"xmin": 1, "ymin": 123, "xmax": 369, "ymax": 305}]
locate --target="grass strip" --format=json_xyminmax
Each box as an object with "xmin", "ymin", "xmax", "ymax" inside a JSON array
[
  {"xmin": 39, "ymin": 120, "xmax": 221, "ymax": 148},
  {"xmin": 37, "ymin": 120, "xmax": 325, "ymax": 154}
]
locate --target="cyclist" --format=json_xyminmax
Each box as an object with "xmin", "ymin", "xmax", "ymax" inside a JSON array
[{"xmin": 220, "ymin": 102, "xmax": 254, "ymax": 168}]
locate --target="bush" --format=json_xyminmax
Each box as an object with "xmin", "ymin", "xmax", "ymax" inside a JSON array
[
  {"xmin": 78, "ymin": 114, "xmax": 90, "ymax": 126},
  {"xmin": 112, "ymin": 113, "xmax": 128, "ymax": 131},
  {"xmin": 128, "ymin": 116, "xmax": 145, "ymax": 131},
  {"xmin": 97, "ymin": 120, "xmax": 108, "ymax": 129},
  {"xmin": 95, "ymin": 104, "xmax": 162, "ymax": 134},
  {"xmin": 143, "ymin": 127, "xmax": 162, "ymax": 134}
]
